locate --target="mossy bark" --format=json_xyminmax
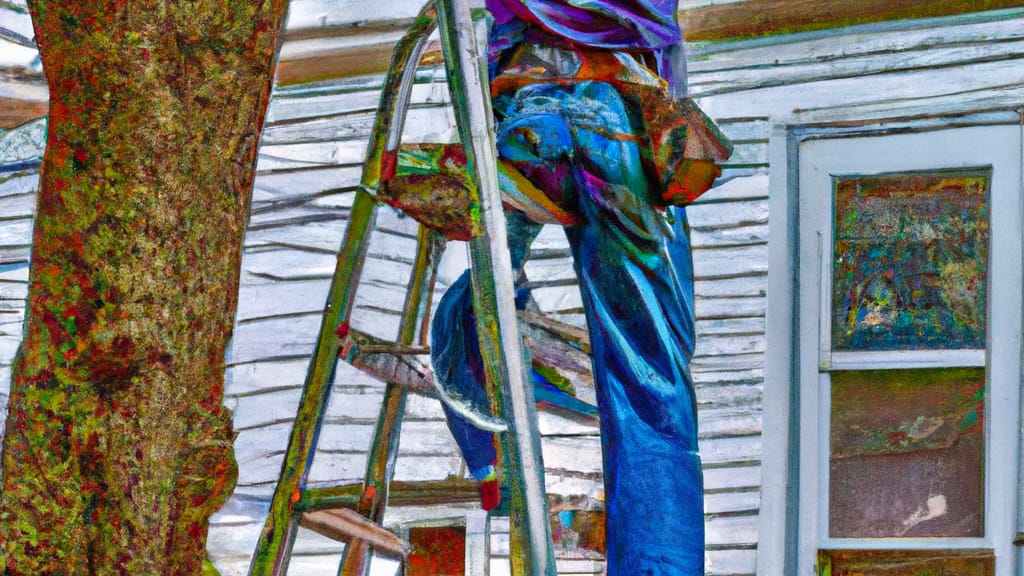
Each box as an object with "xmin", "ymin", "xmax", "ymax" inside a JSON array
[{"xmin": 0, "ymin": 2, "xmax": 288, "ymax": 574}]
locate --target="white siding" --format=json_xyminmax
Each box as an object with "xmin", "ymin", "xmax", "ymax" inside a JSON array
[{"xmin": 684, "ymin": 9, "xmax": 1024, "ymax": 574}]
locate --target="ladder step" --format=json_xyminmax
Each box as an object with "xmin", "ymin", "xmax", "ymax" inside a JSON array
[
  {"xmin": 298, "ymin": 508, "xmax": 412, "ymax": 559},
  {"xmin": 518, "ymin": 311, "xmax": 594, "ymax": 392},
  {"xmin": 340, "ymin": 321, "xmax": 600, "ymax": 426},
  {"xmin": 340, "ymin": 329, "xmax": 510, "ymax": 432},
  {"xmin": 517, "ymin": 310, "xmax": 591, "ymax": 354},
  {"xmin": 299, "ymin": 477, "xmax": 481, "ymax": 512},
  {"xmin": 339, "ymin": 329, "xmax": 436, "ymax": 396},
  {"xmin": 339, "ymin": 314, "xmax": 593, "ymax": 393}
]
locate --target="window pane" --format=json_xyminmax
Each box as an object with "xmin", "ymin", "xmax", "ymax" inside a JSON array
[
  {"xmin": 818, "ymin": 549, "xmax": 994, "ymax": 576},
  {"xmin": 407, "ymin": 526, "xmax": 466, "ymax": 576},
  {"xmin": 830, "ymin": 369, "xmax": 984, "ymax": 538},
  {"xmin": 832, "ymin": 171, "xmax": 989, "ymax": 351}
]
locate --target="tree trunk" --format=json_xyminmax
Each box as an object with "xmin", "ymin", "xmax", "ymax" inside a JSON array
[{"xmin": 0, "ymin": 2, "xmax": 288, "ymax": 574}]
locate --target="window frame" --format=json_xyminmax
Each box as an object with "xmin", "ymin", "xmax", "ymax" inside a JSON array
[{"xmin": 760, "ymin": 122, "xmax": 1024, "ymax": 576}]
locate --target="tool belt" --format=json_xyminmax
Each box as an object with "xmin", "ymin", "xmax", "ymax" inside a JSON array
[{"xmin": 375, "ymin": 41, "xmax": 732, "ymax": 240}]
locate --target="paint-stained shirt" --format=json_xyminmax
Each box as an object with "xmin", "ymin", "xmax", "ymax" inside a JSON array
[
  {"xmin": 485, "ymin": 0, "xmax": 681, "ymax": 50},
  {"xmin": 485, "ymin": 0, "xmax": 684, "ymax": 89}
]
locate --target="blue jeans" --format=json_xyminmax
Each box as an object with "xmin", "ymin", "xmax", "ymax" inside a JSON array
[{"xmin": 431, "ymin": 81, "xmax": 704, "ymax": 575}]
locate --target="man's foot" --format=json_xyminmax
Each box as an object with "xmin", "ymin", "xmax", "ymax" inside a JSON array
[
  {"xmin": 479, "ymin": 478, "xmax": 501, "ymax": 511},
  {"xmin": 474, "ymin": 464, "xmax": 502, "ymax": 511}
]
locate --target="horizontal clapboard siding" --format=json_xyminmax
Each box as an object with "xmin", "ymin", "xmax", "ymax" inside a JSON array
[
  {"xmin": 689, "ymin": 10, "xmax": 1024, "ymax": 123},
  {"xmin": 0, "ymin": 115, "xmax": 42, "ymax": 431},
  {"xmin": 682, "ymin": 10, "xmax": 1024, "ymax": 575}
]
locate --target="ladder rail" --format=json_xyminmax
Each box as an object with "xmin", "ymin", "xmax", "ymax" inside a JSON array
[
  {"xmin": 337, "ymin": 228, "xmax": 444, "ymax": 576},
  {"xmin": 363, "ymin": 229, "xmax": 444, "ymax": 497},
  {"xmin": 361, "ymin": 2, "xmax": 438, "ymax": 192},
  {"xmin": 248, "ymin": 186, "xmax": 379, "ymax": 576},
  {"xmin": 248, "ymin": 5, "xmax": 440, "ymax": 573},
  {"xmin": 252, "ymin": 0, "xmax": 560, "ymax": 572},
  {"xmin": 434, "ymin": 0, "xmax": 557, "ymax": 573}
]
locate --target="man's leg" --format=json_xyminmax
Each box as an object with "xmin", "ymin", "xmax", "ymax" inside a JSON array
[
  {"xmin": 495, "ymin": 81, "xmax": 704, "ymax": 573},
  {"xmin": 565, "ymin": 204, "xmax": 703, "ymax": 576},
  {"xmin": 550, "ymin": 82, "xmax": 703, "ymax": 575},
  {"xmin": 430, "ymin": 213, "xmax": 542, "ymax": 510}
]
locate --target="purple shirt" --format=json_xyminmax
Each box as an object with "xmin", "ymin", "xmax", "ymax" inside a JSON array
[
  {"xmin": 486, "ymin": 0, "xmax": 681, "ymax": 50},
  {"xmin": 486, "ymin": 0, "xmax": 685, "ymax": 91}
]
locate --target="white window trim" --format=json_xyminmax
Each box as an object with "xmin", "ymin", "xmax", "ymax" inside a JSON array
[{"xmin": 760, "ymin": 121, "xmax": 1024, "ymax": 576}]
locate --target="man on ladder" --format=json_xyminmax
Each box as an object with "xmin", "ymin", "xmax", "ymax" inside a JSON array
[
  {"xmin": 430, "ymin": 0, "xmax": 731, "ymax": 573},
  {"xmin": 247, "ymin": 0, "xmax": 728, "ymax": 572}
]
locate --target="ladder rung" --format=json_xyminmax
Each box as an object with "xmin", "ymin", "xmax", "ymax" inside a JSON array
[
  {"xmin": 341, "ymin": 322, "xmax": 599, "ymax": 425},
  {"xmin": 518, "ymin": 312, "xmax": 594, "ymax": 395},
  {"xmin": 298, "ymin": 508, "xmax": 412, "ymax": 559},
  {"xmin": 352, "ymin": 343, "xmax": 431, "ymax": 355},
  {"xmin": 339, "ymin": 329, "xmax": 436, "ymax": 396},
  {"xmin": 342, "ymin": 328, "xmax": 510, "ymax": 432},
  {"xmin": 517, "ymin": 310, "xmax": 590, "ymax": 353},
  {"xmin": 299, "ymin": 477, "xmax": 481, "ymax": 512}
]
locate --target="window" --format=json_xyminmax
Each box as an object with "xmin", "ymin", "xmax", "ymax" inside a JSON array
[
  {"xmin": 400, "ymin": 513, "xmax": 488, "ymax": 576},
  {"xmin": 762, "ymin": 124, "xmax": 1023, "ymax": 576}
]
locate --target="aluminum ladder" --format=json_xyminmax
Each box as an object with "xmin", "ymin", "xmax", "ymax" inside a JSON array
[{"xmin": 248, "ymin": 0, "xmax": 561, "ymax": 573}]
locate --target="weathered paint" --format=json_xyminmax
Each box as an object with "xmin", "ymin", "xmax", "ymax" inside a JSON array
[
  {"xmin": 830, "ymin": 368, "xmax": 985, "ymax": 538},
  {"xmin": 832, "ymin": 171, "xmax": 989, "ymax": 351},
  {"xmin": 818, "ymin": 548, "xmax": 995, "ymax": 576}
]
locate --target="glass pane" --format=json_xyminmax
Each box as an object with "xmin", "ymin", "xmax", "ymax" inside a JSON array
[
  {"xmin": 832, "ymin": 171, "xmax": 989, "ymax": 351},
  {"xmin": 830, "ymin": 368, "xmax": 985, "ymax": 538},
  {"xmin": 407, "ymin": 526, "xmax": 466, "ymax": 576},
  {"xmin": 819, "ymin": 549, "xmax": 994, "ymax": 576}
]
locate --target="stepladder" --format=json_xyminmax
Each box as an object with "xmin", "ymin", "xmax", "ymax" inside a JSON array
[{"xmin": 248, "ymin": 0, "xmax": 601, "ymax": 574}]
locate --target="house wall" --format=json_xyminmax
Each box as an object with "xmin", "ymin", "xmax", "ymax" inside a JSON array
[
  {"xmin": 181, "ymin": 9, "xmax": 1024, "ymax": 572},
  {"xmin": 2, "ymin": 5, "xmax": 1024, "ymax": 576},
  {"xmin": 686, "ymin": 8, "xmax": 1024, "ymax": 574}
]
